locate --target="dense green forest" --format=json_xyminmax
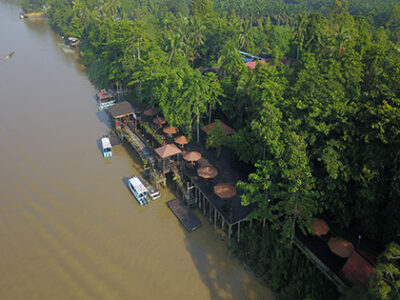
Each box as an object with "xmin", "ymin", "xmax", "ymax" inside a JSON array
[{"xmin": 26, "ymin": 0, "xmax": 400, "ymax": 298}]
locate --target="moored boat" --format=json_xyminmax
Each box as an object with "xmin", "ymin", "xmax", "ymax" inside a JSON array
[
  {"xmin": 96, "ymin": 89, "xmax": 116, "ymax": 111},
  {"xmin": 98, "ymin": 99, "xmax": 117, "ymax": 111},
  {"xmin": 19, "ymin": 12, "xmax": 46, "ymax": 18},
  {"xmin": 96, "ymin": 89, "xmax": 115, "ymax": 102},
  {"xmin": 128, "ymin": 176, "xmax": 150, "ymax": 206},
  {"xmin": 101, "ymin": 137, "xmax": 112, "ymax": 158}
]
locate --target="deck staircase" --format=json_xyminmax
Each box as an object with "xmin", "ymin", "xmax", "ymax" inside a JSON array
[{"xmin": 171, "ymin": 166, "xmax": 195, "ymax": 207}]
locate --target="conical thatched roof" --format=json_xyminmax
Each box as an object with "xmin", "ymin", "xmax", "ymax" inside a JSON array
[{"xmin": 154, "ymin": 144, "xmax": 182, "ymax": 159}]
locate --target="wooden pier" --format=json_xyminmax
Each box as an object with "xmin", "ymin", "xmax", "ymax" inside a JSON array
[
  {"xmin": 107, "ymin": 101, "xmax": 167, "ymax": 188},
  {"xmin": 167, "ymin": 199, "xmax": 201, "ymax": 232}
]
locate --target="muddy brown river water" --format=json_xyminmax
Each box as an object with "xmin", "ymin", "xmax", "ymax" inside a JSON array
[{"xmin": 0, "ymin": 2, "xmax": 274, "ymax": 299}]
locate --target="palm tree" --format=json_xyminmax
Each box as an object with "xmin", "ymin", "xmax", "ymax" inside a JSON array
[
  {"xmin": 293, "ymin": 13, "xmax": 308, "ymax": 60},
  {"xmin": 166, "ymin": 33, "xmax": 186, "ymax": 63}
]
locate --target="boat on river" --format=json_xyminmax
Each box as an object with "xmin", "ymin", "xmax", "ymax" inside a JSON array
[
  {"xmin": 19, "ymin": 12, "xmax": 45, "ymax": 19},
  {"xmin": 96, "ymin": 89, "xmax": 116, "ymax": 111},
  {"xmin": 128, "ymin": 176, "xmax": 150, "ymax": 206},
  {"xmin": 62, "ymin": 47, "xmax": 75, "ymax": 54},
  {"xmin": 101, "ymin": 137, "xmax": 112, "ymax": 158}
]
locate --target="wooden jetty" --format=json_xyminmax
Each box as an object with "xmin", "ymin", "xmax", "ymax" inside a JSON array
[
  {"xmin": 167, "ymin": 199, "xmax": 201, "ymax": 232},
  {"xmin": 107, "ymin": 101, "xmax": 167, "ymax": 188}
]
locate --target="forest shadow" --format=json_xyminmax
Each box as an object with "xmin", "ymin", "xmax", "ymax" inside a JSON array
[{"xmin": 182, "ymin": 211, "xmax": 271, "ymax": 300}]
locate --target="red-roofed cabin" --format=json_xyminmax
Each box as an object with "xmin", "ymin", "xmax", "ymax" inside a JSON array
[
  {"xmin": 245, "ymin": 59, "xmax": 266, "ymax": 70},
  {"xmin": 341, "ymin": 251, "xmax": 374, "ymax": 286}
]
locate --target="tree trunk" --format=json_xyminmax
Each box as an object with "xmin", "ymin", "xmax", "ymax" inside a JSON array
[
  {"xmin": 209, "ymin": 102, "xmax": 212, "ymax": 124},
  {"xmin": 263, "ymin": 145, "xmax": 266, "ymax": 160},
  {"xmin": 196, "ymin": 107, "xmax": 200, "ymax": 143}
]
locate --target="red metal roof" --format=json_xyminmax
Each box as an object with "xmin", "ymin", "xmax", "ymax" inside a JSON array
[{"xmin": 341, "ymin": 251, "xmax": 374, "ymax": 286}]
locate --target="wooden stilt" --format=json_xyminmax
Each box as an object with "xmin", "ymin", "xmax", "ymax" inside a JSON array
[
  {"xmin": 203, "ymin": 196, "xmax": 206, "ymax": 216},
  {"xmin": 221, "ymin": 219, "xmax": 225, "ymax": 240},
  {"xmin": 263, "ymin": 218, "xmax": 266, "ymax": 230},
  {"xmin": 214, "ymin": 209, "xmax": 217, "ymax": 230},
  {"xmin": 228, "ymin": 225, "xmax": 232, "ymax": 247},
  {"xmin": 198, "ymin": 188, "xmax": 201, "ymax": 208},
  {"xmin": 209, "ymin": 205, "xmax": 213, "ymax": 223},
  {"xmin": 237, "ymin": 221, "xmax": 241, "ymax": 243}
]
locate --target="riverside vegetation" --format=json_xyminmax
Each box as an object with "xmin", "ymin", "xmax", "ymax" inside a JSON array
[{"xmin": 24, "ymin": 0, "xmax": 400, "ymax": 298}]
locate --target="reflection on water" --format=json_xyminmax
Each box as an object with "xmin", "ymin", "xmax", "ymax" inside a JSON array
[{"xmin": 0, "ymin": 2, "xmax": 274, "ymax": 299}]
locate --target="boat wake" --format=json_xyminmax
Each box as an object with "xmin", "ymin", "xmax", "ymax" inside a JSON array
[{"xmin": 0, "ymin": 51, "xmax": 15, "ymax": 61}]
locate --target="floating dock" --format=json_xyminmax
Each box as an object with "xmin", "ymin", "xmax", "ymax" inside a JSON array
[{"xmin": 167, "ymin": 199, "xmax": 201, "ymax": 232}]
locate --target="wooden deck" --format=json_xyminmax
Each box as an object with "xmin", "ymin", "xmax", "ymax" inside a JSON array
[{"xmin": 167, "ymin": 199, "xmax": 201, "ymax": 232}]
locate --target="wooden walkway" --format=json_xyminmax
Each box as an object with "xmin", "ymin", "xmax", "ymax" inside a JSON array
[{"xmin": 167, "ymin": 199, "xmax": 201, "ymax": 232}]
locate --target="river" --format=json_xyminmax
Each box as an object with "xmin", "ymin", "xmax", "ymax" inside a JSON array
[{"xmin": 0, "ymin": 2, "xmax": 274, "ymax": 299}]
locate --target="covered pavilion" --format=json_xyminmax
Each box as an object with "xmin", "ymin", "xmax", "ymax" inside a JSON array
[
  {"xmin": 108, "ymin": 101, "xmax": 135, "ymax": 119},
  {"xmin": 154, "ymin": 144, "xmax": 182, "ymax": 174},
  {"xmin": 202, "ymin": 121, "xmax": 235, "ymax": 138}
]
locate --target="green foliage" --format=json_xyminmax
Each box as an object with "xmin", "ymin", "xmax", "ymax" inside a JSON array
[
  {"xmin": 370, "ymin": 242, "xmax": 400, "ymax": 299},
  {"xmin": 339, "ymin": 282, "xmax": 375, "ymax": 300},
  {"xmin": 88, "ymin": 58, "xmax": 110, "ymax": 88},
  {"xmin": 155, "ymin": 66, "xmax": 222, "ymax": 141},
  {"xmin": 239, "ymin": 131, "xmax": 318, "ymax": 243},
  {"xmin": 21, "ymin": 0, "xmax": 45, "ymax": 12},
  {"xmin": 205, "ymin": 122, "xmax": 230, "ymax": 157},
  {"xmin": 233, "ymin": 224, "xmax": 338, "ymax": 300},
  {"xmin": 141, "ymin": 122, "xmax": 164, "ymax": 146}
]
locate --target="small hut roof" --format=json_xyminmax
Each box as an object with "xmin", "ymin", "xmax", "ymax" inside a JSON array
[
  {"xmin": 328, "ymin": 237, "xmax": 354, "ymax": 258},
  {"xmin": 154, "ymin": 144, "xmax": 182, "ymax": 159},
  {"xmin": 108, "ymin": 101, "xmax": 135, "ymax": 119},
  {"xmin": 197, "ymin": 166, "xmax": 218, "ymax": 179},
  {"xmin": 174, "ymin": 135, "xmax": 189, "ymax": 145},
  {"xmin": 214, "ymin": 183, "xmax": 237, "ymax": 198},
  {"xmin": 341, "ymin": 251, "xmax": 374, "ymax": 286},
  {"xmin": 183, "ymin": 151, "xmax": 202, "ymax": 162},
  {"xmin": 143, "ymin": 108, "xmax": 156, "ymax": 116},
  {"xmin": 163, "ymin": 126, "xmax": 178, "ymax": 135},
  {"xmin": 153, "ymin": 116, "xmax": 166, "ymax": 125},
  {"xmin": 202, "ymin": 121, "xmax": 235, "ymax": 136},
  {"xmin": 311, "ymin": 218, "xmax": 330, "ymax": 236}
]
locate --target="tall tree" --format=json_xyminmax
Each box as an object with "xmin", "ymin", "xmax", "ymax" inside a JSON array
[{"xmin": 370, "ymin": 242, "xmax": 400, "ymax": 300}]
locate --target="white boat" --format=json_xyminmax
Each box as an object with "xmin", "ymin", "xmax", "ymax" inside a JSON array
[
  {"xmin": 138, "ymin": 176, "xmax": 161, "ymax": 200},
  {"xmin": 128, "ymin": 176, "xmax": 150, "ymax": 206},
  {"xmin": 101, "ymin": 137, "xmax": 112, "ymax": 158},
  {"xmin": 97, "ymin": 99, "xmax": 117, "ymax": 111}
]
